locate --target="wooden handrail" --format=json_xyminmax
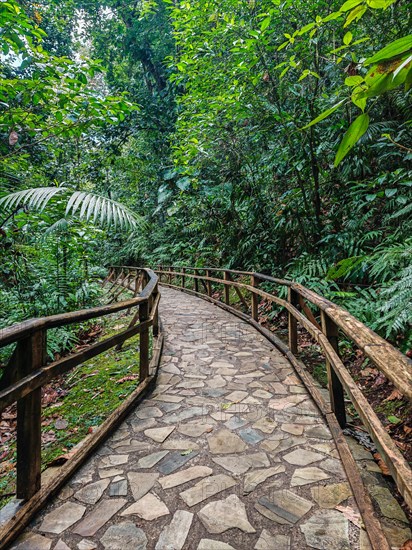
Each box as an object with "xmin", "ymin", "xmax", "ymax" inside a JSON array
[
  {"xmin": 155, "ymin": 266, "xmax": 412, "ymax": 511},
  {"xmin": 0, "ymin": 267, "xmax": 161, "ymax": 503},
  {"xmin": 156, "ymin": 268, "xmax": 412, "ymax": 400}
]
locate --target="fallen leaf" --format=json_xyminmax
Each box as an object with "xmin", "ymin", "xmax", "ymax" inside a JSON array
[
  {"xmin": 404, "ymin": 426, "xmax": 412, "ymax": 435},
  {"xmin": 400, "ymin": 540, "xmax": 412, "ymax": 550},
  {"xmin": 55, "ymin": 418, "xmax": 68, "ymax": 430},
  {"xmin": 47, "ymin": 449, "xmax": 77, "ymax": 467},
  {"xmin": 0, "ymin": 460, "xmax": 14, "ymax": 475},
  {"xmin": 384, "ymin": 389, "xmax": 403, "ymax": 402},
  {"xmin": 42, "ymin": 431, "xmax": 56, "ymax": 445},
  {"xmin": 372, "ymin": 373, "xmax": 387, "ymax": 387},
  {"xmin": 116, "ymin": 375, "xmax": 138, "ymax": 384},
  {"xmin": 373, "ymin": 453, "xmax": 390, "ymax": 476},
  {"xmin": 335, "ymin": 505, "xmax": 362, "ymax": 528},
  {"xmin": 361, "ymin": 367, "xmax": 378, "ymax": 378}
]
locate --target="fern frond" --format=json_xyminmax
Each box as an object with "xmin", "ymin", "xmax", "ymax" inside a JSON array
[{"xmin": 0, "ymin": 187, "xmax": 144, "ymax": 231}]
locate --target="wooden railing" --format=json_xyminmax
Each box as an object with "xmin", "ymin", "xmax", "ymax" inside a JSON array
[
  {"xmin": 0, "ymin": 267, "xmax": 160, "ymax": 510},
  {"xmin": 155, "ymin": 266, "xmax": 412, "ymax": 512}
]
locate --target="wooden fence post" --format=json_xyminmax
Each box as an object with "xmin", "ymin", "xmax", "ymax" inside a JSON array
[
  {"xmin": 152, "ymin": 283, "xmax": 159, "ymax": 337},
  {"xmin": 251, "ymin": 275, "xmax": 259, "ymax": 321},
  {"xmin": 223, "ymin": 271, "xmax": 230, "ymax": 305},
  {"xmin": 321, "ymin": 311, "xmax": 347, "ymax": 428},
  {"xmin": 182, "ymin": 267, "xmax": 186, "ymax": 289},
  {"xmin": 139, "ymin": 299, "xmax": 150, "ymax": 383},
  {"xmin": 288, "ymin": 288, "xmax": 299, "ymax": 355},
  {"xmin": 194, "ymin": 269, "xmax": 199, "ymax": 293},
  {"xmin": 206, "ymin": 270, "xmax": 212, "ymax": 297},
  {"xmin": 16, "ymin": 330, "xmax": 45, "ymax": 499}
]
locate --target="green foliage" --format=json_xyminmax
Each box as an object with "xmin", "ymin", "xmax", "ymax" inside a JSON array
[
  {"xmin": 0, "ymin": 186, "xmax": 143, "ymax": 230},
  {"xmin": 1, "ymin": 0, "xmax": 410, "ymax": 354}
]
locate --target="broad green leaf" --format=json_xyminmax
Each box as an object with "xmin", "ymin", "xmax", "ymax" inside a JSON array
[
  {"xmin": 340, "ymin": 0, "xmax": 363, "ymax": 12},
  {"xmin": 367, "ymin": 0, "xmax": 395, "ymax": 8},
  {"xmin": 365, "ymin": 35, "xmax": 412, "ymax": 65},
  {"xmin": 334, "ymin": 113, "xmax": 370, "ymax": 166},
  {"xmin": 344, "ymin": 5, "xmax": 367, "ymax": 27},
  {"xmin": 345, "ymin": 75, "xmax": 364, "ymax": 86},
  {"xmin": 351, "ymin": 86, "xmax": 367, "ymax": 110},
  {"xmin": 260, "ymin": 17, "xmax": 271, "ymax": 31},
  {"xmin": 393, "ymin": 53, "xmax": 412, "ymax": 78},
  {"xmin": 302, "ymin": 99, "xmax": 346, "ymax": 129},
  {"xmin": 343, "ymin": 31, "xmax": 353, "ymax": 45}
]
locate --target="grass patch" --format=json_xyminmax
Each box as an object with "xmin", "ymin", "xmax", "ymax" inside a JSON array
[{"xmin": 0, "ymin": 307, "xmax": 142, "ymax": 505}]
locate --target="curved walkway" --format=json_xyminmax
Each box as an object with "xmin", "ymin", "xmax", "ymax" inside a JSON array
[{"xmin": 13, "ymin": 287, "xmax": 368, "ymax": 549}]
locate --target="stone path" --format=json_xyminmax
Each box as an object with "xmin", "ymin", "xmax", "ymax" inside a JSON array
[{"xmin": 12, "ymin": 288, "xmax": 410, "ymax": 549}]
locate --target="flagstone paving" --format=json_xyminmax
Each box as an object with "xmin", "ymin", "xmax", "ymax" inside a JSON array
[{"xmin": 13, "ymin": 288, "xmax": 410, "ymax": 549}]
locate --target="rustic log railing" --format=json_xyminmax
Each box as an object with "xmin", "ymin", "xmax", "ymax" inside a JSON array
[
  {"xmin": 0, "ymin": 267, "xmax": 162, "ymax": 548},
  {"xmin": 155, "ymin": 266, "xmax": 412, "ymax": 518}
]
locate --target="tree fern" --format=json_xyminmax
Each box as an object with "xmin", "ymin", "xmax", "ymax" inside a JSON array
[
  {"xmin": 0, "ymin": 186, "xmax": 144, "ymax": 231},
  {"xmin": 378, "ymin": 265, "xmax": 412, "ymax": 339}
]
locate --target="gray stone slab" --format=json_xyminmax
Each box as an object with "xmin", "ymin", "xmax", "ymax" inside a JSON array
[
  {"xmin": 127, "ymin": 472, "xmax": 159, "ymax": 501},
  {"xmin": 180, "ymin": 474, "xmax": 236, "ymax": 507},
  {"xmin": 159, "ymin": 466, "xmax": 213, "ymax": 489},
  {"xmin": 252, "ymin": 417, "xmax": 278, "ymax": 434},
  {"xmin": 74, "ymin": 479, "xmax": 110, "ymax": 504},
  {"xmin": 212, "ymin": 452, "xmax": 270, "ymax": 475},
  {"xmin": 10, "ymin": 533, "xmax": 52, "ymax": 550},
  {"xmin": 291, "ymin": 467, "xmax": 330, "ymax": 487},
  {"xmin": 130, "ymin": 417, "xmax": 157, "ymax": 432},
  {"xmin": 39, "ymin": 502, "xmax": 86, "ymax": 534},
  {"xmin": 243, "ymin": 465, "xmax": 285, "ymax": 494},
  {"xmin": 198, "ymin": 494, "xmax": 256, "ymax": 534},
  {"xmin": 158, "ymin": 450, "xmax": 198, "ymax": 474},
  {"xmin": 121, "ymin": 492, "xmax": 169, "ymax": 521},
  {"xmin": 99, "ymin": 454, "xmax": 129, "ymax": 468},
  {"xmin": 155, "ymin": 510, "xmax": 194, "ymax": 550},
  {"xmin": 73, "ymin": 499, "xmax": 126, "ymax": 537},
  {"xmin": 256, "ymin": 490, "xmax": 313, "ymax": 525},
  {"xmin": 178, "ymin": 422, "xmax": 214, "ymax": 437},
  {"xmin": 207, "ymin": 428, "xmax": 247, "ymax": 454},
  {"xmin": 144, "ymin": 426, "xmax": 176, "ymax": 443},
  {"xmin": 283, "ymin": 448, "xmax": 323, "ymax": 466},
  {"xmin": 77, "ymin": 541, "xmax": 97, "ymax": 550},
  {"xmin": 224, "ymin": 416, "xmax": 248, "ymax": 430},
  {"xmin": 238, "ymin": 427, "xmax": 264, "ymax": 445},
  {"xmin": 137, "ymin": 450, "xmax": 169, "ymax": 468},
  {"xmin": 305, "ymin": 424, "xmax": 332, "ymax": 440},
  {"xmin": 201, "ymin": 388, "xmax": 228, "ymax": 398},
  {"xmin": 109, "ymin": 478, "xmax": 128, "ymax": 496},
  {"xmin": 98, "ymin": 468, "xmax": 124, "ymax": 479},
  {"xmin": 101, "ymin": 522, "xmax": 147, "ymax": 550},
  {"xmin": 255, "ymin": 530, "xmax": 290, "ymax": 550},
  {"xmin": 198, "ymin": 540, "xmax": 236, "ymax": 550},
  {"xmin": 311, "ymin": 482, "xmax": 352, "ymax": 508},
  {"xmin": 301, "ymin": 510, "xmax": 350, "ymax": 549},
  {"xmin": 162, "ymin": 406, "xmax": 206, "ymax": 424}
]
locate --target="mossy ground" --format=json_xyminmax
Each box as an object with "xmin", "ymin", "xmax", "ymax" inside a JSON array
[{"xmin": 0, "ymin": 303, "xmax": 143, "ymax": 506}]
